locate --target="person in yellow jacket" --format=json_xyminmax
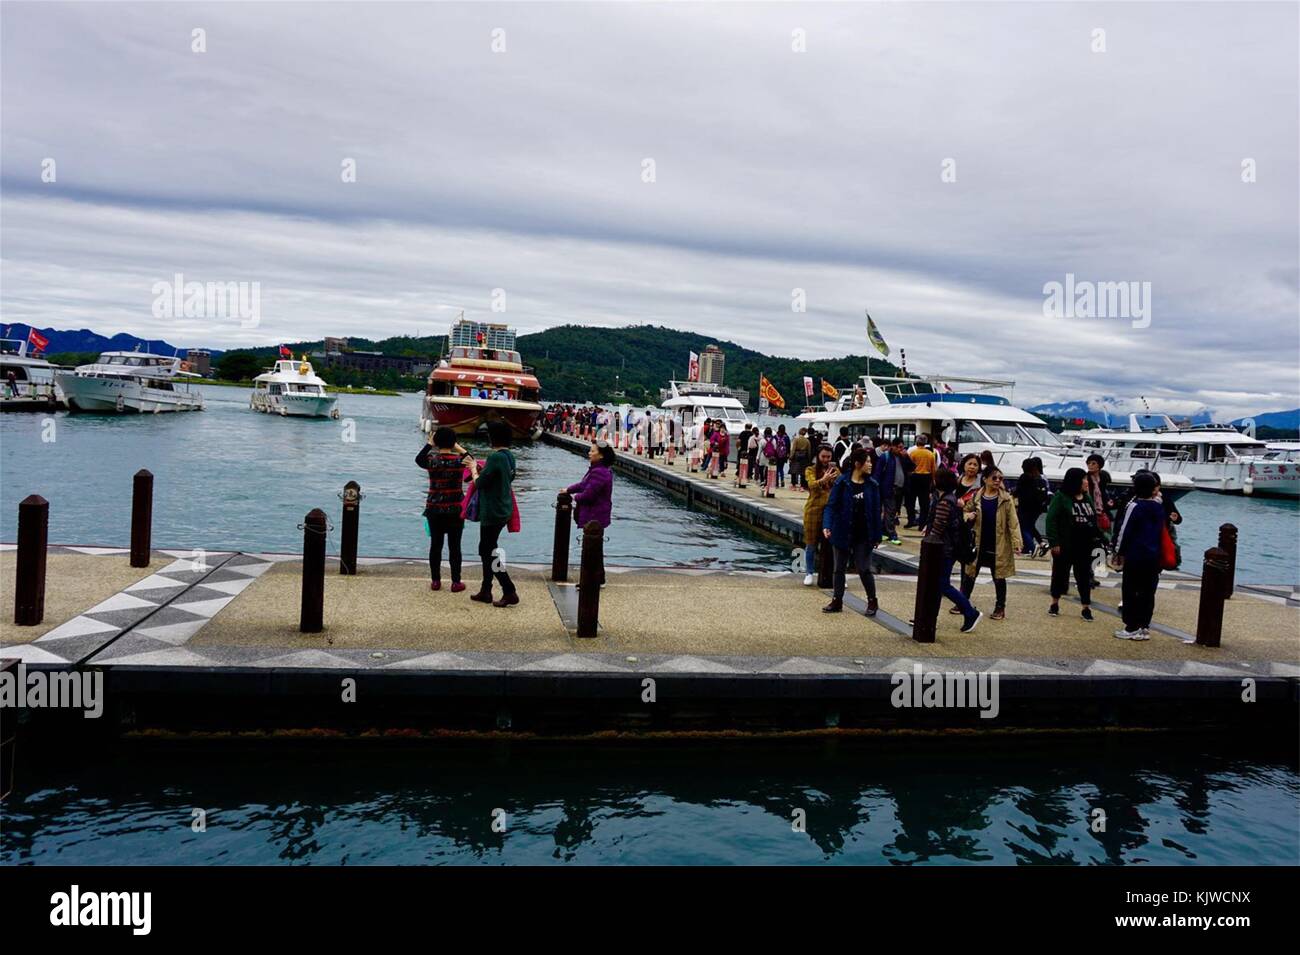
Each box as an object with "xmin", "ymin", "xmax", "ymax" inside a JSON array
[
  {"xmin": 959, "ymin": 466, "xmax": 1022, "ymax": 620},
  {"xmin": 800, "ymin": 445, "xmax": 840, "ymax": 585}
]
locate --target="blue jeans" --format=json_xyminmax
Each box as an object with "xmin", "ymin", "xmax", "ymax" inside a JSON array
[
  {"xmin": 940, "ymin": 558, "xmax": 976, "ymax": 618},
  {"xmin": 1018, "ymin": 506, "xmax": 1040, "ymax": 552},
  {"xmin": 804, "ymin": 544, "xmax": 817, "ymax": 575}
]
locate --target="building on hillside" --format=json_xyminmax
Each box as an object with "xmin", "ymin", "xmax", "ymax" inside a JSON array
[
  {"xmin": 700, "ymin": 344, "xmax": 726, "ymax": 385},
  {"xmin": 324, "ymin": 336, "xmax": 348, "ymax": 355},
  {"xmin": 185, "ymin": 349, "xmax": 211, "ymax": 376},
  {"xmin": 313, "ymin": 349, "xmax": 424, "ymax": 376}
]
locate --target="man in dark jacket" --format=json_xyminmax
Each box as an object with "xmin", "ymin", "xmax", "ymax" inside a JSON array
[
  {"xmin": 820, "ymin": 446, "xmax": 882, "ymax": 616},
  {"xmin": 1112, "ymin": 471, "xmax": 1163, "ymax": 640}
]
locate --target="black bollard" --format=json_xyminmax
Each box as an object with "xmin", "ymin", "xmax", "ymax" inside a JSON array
[
  {"xmin": 911, "ymin": 538, "xmax": 945, "ymax": 643},
  {"xmin": 816, "ymin": 537, "xmax": 834, "ymax": 589},
  {"xmin": 339, "ymin": 481, "xmax": 361, "ymax": 575},
  {"xmin": 576, "ymin": 520, "xmax": 603, "ymax": 638},
  {"xmin": 130, "ymin": 469, "xmax": 153, "ymax": 568},
  {"xmin": 1195, "ymin": 546, "xmax": 1230, "ymax": 648},
  {"xmin": 300, "ymin": 508, "xmax": 327, "ymax": 633},
  {"xmin": 552, "ymin": 491, "xmax": 573, "ymax": 582},
  {"xmin": 1217, "ymin": 523, "xmax": 1237, "ymax": 599},
  {"xmin": 14, "ymin": 494, "xmax": 48, "ymax": 626}
]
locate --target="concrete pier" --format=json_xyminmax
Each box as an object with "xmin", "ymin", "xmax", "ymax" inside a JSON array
[{"xmin": 2, "ymin": 542, "xmax": 1296, "ymax": 736}]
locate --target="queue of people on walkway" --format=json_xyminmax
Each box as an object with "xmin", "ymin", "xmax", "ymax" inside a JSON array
[{"xmin": 474, "ymin": 410, "xmax": 1184, "ymax": 638}]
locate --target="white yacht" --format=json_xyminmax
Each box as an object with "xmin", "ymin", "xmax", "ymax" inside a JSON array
[
  {"xmin": 0, "ymin": 337, "xmax": 63, "ymax": 411},
  {"xmin": 250, "ymin": 357, "xmax": 339, "ymax": 418},
  {"xmin": 1070, "ymin": 415, "xmax": 1296, "ymax": 497},
  {"xmin": 798, "ymin": 375, "xmax": 1196, "ymax": 499},
  {"xmin": 660, "ymin": 380, "xmax": 755, "ymax": 448},
  {"xmin": 56, "ymin": 350, "xmax": 204, "ymax": 413}
]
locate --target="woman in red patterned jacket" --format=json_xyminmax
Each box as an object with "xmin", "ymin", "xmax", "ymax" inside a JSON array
[{"xmin": 416, "ymin": 427, "xmax": 475, "ymax": 592}]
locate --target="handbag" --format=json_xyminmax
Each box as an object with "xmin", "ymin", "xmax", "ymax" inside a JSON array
[{"xmin": 1159, "ymin": 524, "xmax": 1178, "ymax": 570}]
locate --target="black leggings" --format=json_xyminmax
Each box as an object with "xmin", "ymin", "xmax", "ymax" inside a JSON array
[
  {"xmin": 478, "ymin": 522, "xmax": 516, "ymax": 596},
  {"xmin": 1050, "ymin": 544, "xmax": 1092, "ymax": 604},
  {"xmin": 961, "ymin": 553, "xmax": 1007, "ymax": 609},
  {"xmin": 832, "ymin": 540, "xmax": 877, "ymax": 601},
  {"xmin": 427, "ymin": 513, "xmax": 464, "ymax": 583}
]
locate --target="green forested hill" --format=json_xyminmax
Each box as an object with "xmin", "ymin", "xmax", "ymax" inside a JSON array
[{"xmin": 517, "ymin": 324, "xmax": 900, "ymax": 409}]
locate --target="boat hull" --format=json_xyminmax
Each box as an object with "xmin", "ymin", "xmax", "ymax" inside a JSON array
[
  {"xmin": 57, "ymin": 374, "xmax": 203, "ymax": 413},
  {"xmin": 422, "ymin": 397, "xmax": 541, "ymax": 437},
  {"xmin": 250, "ymin": 391, "xmax": 339, "ymax": 418}
]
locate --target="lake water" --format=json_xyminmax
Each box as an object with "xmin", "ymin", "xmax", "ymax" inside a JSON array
[
  {"xmin": 0, "ymin": 388, "xmax": 791, "ymax": 570},
  {"xmin": 2, "ymin": 387, "xmax": 1297, "ymax": 582},
  {"xmin": 2, "ymin": 736, "xmax": 1295, "ymax": 865}
]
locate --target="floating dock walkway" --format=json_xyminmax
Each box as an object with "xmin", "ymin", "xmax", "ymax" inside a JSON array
[{"xmin": 3, "ymin": 540, "xmax": 1297, "ymax": 738}]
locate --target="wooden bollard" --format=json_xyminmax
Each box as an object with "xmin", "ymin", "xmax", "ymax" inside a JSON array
[
  {"xmin": 576, "ymin": 520, "xmax": 603, "ymax": 639},
  {"xmin": 910, "ymin": 538, "xmax": 945, "ymax": 643},
  {"xmin": 709, "ymin": 452, "xmax": 720, "ymax": 479},
  {"xmin": 130, "ymin": 469, "xmax": 153, "ymax": 568},
  {"xmin": 765, "ymin": 466, "xmax": 777, "ymax": 498},
  {"xmin": 1195, "ymin": 546, "xmax": 1230, "ymax": 648},
  {"xmin": 300, "ymin": 508, "xmax": 327, "ymax": 633},
  {"xmin": 817, "ymin": 536, "xmax": 834, "ymax": 589},
  {"xmin": 339, "ymin": 480, "xmax": 361, "ymax": 575},
  {"xmin": 736, "ymin": 459, "xmax": 748, "ymax": 488},
  {"xmin": 552, "ymin": 491, "xmax": 573, "ymax": 582},
  {"xmin": 13, "ymin": 494, "xmax": 48, "ymax": 626},
  {"xmin": 1217, "ymin": 523, "xmax": 1237, "ymax": 599}
]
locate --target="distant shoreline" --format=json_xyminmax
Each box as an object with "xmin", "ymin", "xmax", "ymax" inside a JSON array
[{"xmin": 196, "ymin": 379, "xmax": 407, "ymax": 397}]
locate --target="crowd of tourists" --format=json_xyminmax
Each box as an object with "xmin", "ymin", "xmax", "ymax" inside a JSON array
[{"xmin": 446, "ymin": 408, "xmax": 1184, "ymax": 639}]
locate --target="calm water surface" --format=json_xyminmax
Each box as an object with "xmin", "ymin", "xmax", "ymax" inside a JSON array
[
  {"xmin": 0, "ymin": 388, "xmax": 790, "ymax": 570},
  {"xmin": 2, "ymin": 738, "xmax": 1295, "ymax": 865}
]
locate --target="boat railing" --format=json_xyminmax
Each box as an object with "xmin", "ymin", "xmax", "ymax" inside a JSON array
[{"xmin": 1051, "ymin": 443, "xmax": 1191, "ymax": 473}]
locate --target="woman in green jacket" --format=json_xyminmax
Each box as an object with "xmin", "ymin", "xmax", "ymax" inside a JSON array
[
  {"xmin": 1045, "ymin": 467, "xmax": 1096, "ymax": 621},
  {"xmin": 470, "ymin": 421, "xmax": 519, "ymax": 607}
]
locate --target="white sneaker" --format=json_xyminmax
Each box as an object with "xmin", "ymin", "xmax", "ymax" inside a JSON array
[
  {"xmin": 803, "ymin": 574, "xmax": 815, "ymax": 586},
  {"xmin": 1137, "ymin": 628, "xmax": 1151, "ymax": 640},
  {"xmin": 1113, "ymin": 628, "xmax": 1144, "ymax": 640}
]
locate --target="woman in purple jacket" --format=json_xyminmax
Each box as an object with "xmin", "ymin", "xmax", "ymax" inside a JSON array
[{"xmin": 564, "ymin": 440, "xmax": 615, "ymax": 585}]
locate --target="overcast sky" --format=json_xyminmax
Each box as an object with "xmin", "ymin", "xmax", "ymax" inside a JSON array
[{"xmin": 2, "ymin": 1, "xmax": 1297, "ymax": 417}]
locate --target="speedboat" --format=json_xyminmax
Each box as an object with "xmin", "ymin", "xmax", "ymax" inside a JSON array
[
  {"xmin": 660, "ymin": 380, "xmax": 755, "ymax": 448},
  {"xmin": 56, "ymin": 350, "xmax": 204, "ymax": 413},
  {"xmin": 797, "ymin": 375, "xmax": 1196, "ymax": 500},
  {"xmin": 250, "ymin": 357, "xmax": 339, "ymax": 418},
  {"xmin": 0, "ymin": 337, "xmax": 63, "ymax": 411},
  {"xmin": 1071, "ymin": 415, "xmax": 1295, "ymax": 497}
]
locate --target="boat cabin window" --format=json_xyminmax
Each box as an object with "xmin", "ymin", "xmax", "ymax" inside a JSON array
[
  {"xmin": 270, "ymin": 383, "xmax": 283, "ymax": 395},
  {"xmin": 0, "ymin": 364, "xmax": 29, "ymax": 381},
  {"xmin": 957, "ymin": 421, "xmax": 987, "ymax": 445}
]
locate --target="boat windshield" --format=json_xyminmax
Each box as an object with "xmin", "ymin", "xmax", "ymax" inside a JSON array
[
  {"xmin": 1020, "ymin": 424, "xmax": 1064, "ymax": 447},
  {"xmin": 701, "ymin": 405, "xmax": 746, "ymax": 421},
  {"xmin": 979, "ymin": 422, "xmax": 1039, "ymax": 446}
]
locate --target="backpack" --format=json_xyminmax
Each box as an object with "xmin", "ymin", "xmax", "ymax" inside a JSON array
[{"xmin": 947, "ymin": 498, "xmax": 978, "ymax": 564}]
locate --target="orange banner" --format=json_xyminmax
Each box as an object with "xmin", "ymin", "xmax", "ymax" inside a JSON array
[
  {"xmin": 821, "ymin": 379, "xmax": 839, "ymax": 399},
  {"xmin": 759, "ymin": 374, "xmax": 785, "ymax": 409}
]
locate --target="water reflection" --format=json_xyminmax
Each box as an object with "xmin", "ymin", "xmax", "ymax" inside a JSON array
[{"xmin": 3, "ymin": 737, "xmax": 1295, "ymax": 865}]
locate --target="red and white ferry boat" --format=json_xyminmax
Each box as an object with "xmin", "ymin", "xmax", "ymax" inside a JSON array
[{"xmin": 420, "ymin": 318, "xmax": 542, "ymax": 438}]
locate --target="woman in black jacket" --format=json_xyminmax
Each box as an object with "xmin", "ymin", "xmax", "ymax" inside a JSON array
[{"xmin": 924, "ymin": 468, "xmax": 982, "ymax": 633}]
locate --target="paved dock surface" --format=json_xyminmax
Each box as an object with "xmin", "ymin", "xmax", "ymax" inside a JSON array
[{"xmin": 2, "ymin": 544, "xmax": 1296, "ymax": 680}]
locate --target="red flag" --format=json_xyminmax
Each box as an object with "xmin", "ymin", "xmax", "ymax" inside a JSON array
[
  {"xmin": 279, "ymin": 344, "xmax": 292, "ymax": 358},
  {"xmin": 27, "ymin": 328, "xmax": 49, "ymax": 354}
]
